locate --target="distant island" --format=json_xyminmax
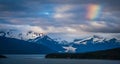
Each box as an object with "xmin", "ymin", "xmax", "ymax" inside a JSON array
[
  {"xmin": 0, "ymin": 55, "xmax": 7, "ymax": 58},
  {"xmin": 45, "ymin": 48, "xmax": 120, "ymax": 60}
]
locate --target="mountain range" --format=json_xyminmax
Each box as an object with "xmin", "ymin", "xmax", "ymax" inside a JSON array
[{"xmin": 0, "ymin": 30, "xmax": 120, "ymax": 54}]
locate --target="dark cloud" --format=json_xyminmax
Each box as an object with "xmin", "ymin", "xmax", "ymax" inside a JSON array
[
  {"xmin": 0, "ymin": 0, "xmax": 120, "ymax": 10},
  {"xmin": 0, "ymin": 19, "xmax": 11, "ymax": 24},
  {"xmin": 0, "ymin": 0, "xmax": 120, "ymax": 34},
  {"xmin": 78, "ymin": 21, "xmax": 120, "ymax": 33},
  {"xmin": 0, "ymin": 0, "xmax": 27, "ymax": 11}
]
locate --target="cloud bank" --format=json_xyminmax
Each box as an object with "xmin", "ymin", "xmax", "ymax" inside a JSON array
[{"xmin": 0, "ymin": 0, "xmax": 120, "ymax": 41}]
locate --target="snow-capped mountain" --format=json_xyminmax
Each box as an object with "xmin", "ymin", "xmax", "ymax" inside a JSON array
[
  {"xmin": 0, "ymin": 30, "xmax": 44, "ymax": 41},
  {"xmin": 0, "ymin": 36, "xmax": 56, "ymax": 54},
  {"xmin": 74, "ymin": 35, "xmax": 120, "ymax": 45},
  {"xmin": 0, "ymin": 30, "xmax": 120, "ymax": 53},
  {"xmin": 70, "ymin": 35, "xmax": 120, "ymax": 53},
  {"xmin": 0, "ymin": 30, "xmax": 61, "ymax": 54},
  {"xmin": 0, "ymin": 30, "xmax": 65, "ymax": 53},
  {"xmin": 29, "ymin": 35, "xmax": 65, "ymax": 52}
]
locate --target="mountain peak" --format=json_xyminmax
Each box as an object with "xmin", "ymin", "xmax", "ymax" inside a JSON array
[
  {"xmin": 73, "ymin": 35, "xmax": 119, "ymax": 45},
  {"xmin": 0, "ymin": 30, "xmax": 45, "ymax": 41},
  {"xmin": 93, "ymin": 35, "xmax": 102, "ymax": 38},
  {"xmin": 27, "ymin": 31, "xmax": 44, "ymax": 37}
]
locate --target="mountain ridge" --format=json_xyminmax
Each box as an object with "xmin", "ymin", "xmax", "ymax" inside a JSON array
[
  {"xmin": 0, "ymin": 30, "xmax": 120, "ymax": 53},
  {"xmin": 0, "ymin": 36, "xmax": 56, "ymax": 54}
]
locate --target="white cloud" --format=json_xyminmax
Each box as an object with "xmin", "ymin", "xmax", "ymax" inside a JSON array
[
  {"xmin": 63, "ymin": 46, "xmax": 76, "ymax": 52},
  {"xmin": 89, "ymin": 21, "xmax": 107, "ymax": 28},
  {"xmin": 53, "ymin": 13, "xmax": 74, "ymax": 19},
  {"xmin": 53, "ymin": 4, "xmax": 75, "ymax": 19},
  {"xmin": 45, "ymin": 26, "xmax": 78, "ymax": 33},
  {"xmin": 55, "ymin": 4, "xmax": 74, "ymax": 13},
  {"xmin": 0, "ymin": 24, "xmax": 82, "ymax": 34},
  {"xmin": 0, "ymin": 24, "xmax": 45, "ymax": 33}
]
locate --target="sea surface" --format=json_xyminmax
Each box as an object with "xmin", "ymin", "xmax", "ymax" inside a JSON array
[{"xmin": 0, "ymin": 54, "xmax": 120, "ymax": 64}]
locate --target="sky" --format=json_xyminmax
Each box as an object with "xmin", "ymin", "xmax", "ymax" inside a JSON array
[{"xmin": 0, "ymin": 0, "xmax": 120, "ymax": 41}]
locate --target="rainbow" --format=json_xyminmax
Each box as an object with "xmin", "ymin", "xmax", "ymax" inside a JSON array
[{"xmin": 86, "ymin": 4, "xmax": 101, "ymax": 20}]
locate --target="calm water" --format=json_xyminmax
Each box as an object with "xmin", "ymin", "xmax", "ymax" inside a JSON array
[
  {"xmin": 0, "ymin": 55, "xmax": 120, "ymax": 64},
  {"xmin": 5, "ymin": 54, "xmax": 45, "ymax": 59}
]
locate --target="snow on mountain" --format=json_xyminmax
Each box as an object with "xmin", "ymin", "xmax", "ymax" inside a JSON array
[
  {"xmin": 74, "ymin": 35, "xmax": 120, "ymax": 45},
  {"xmin": 74, "ymin": 37, "xmax": 91, "ymax": 45},
  {"xmin": 0, "ymin": 29, "xmax": 120, "ymax": 53},
  {"xmin": 0, "ymin": 36, "xmax": 56, "ymax": 54},
  {"xmin": 92, "ymin": 35, "xmax": 105, "ymax": 43},
  {"xmin": 0, "ymin": 30, "xmax": 44, "ymax": 41},
  {"xmin": 0, "ymin": 29, "xmax": 65, "ymax": 52}
]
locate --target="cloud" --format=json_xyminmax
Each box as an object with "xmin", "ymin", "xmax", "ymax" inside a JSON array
[
  {"xmin": 79, "ymin": 21, "xmax": 120, "ymax": 33},
  {"xmin": 46, "ymin": 26, "xmax": 78, "ymax": 33},
  {"xmin": 0, "ymin": 24, "xmax": 81, "ymax": 34},
  {"xmin": 89, "ymin": 21, "xmax": 106, "ymax": 28},
  {"xmin": 63, "ymin": 46, "xmax": 76, "ymax": 52},
  {"xmin": 53, "ymin": 4, "xmax": 75, "ymax": 19},
  {"xmin": 0, "ymin": 2, "xmax": 120, "ymax": 33},
  {"xmin": 0, "ymin": 24, "xmax": 45, "ymax": 33},
  {"xmin": 53, "ymin": 13, "xmax": 74, "ymax": 19},
  {"xmin": 0, "ymin": 0, "xmax": 120, "ymax": 41},
  {"xmin": 0, "ymin": 0, "xmax": 27, "ymax": 12},
  {"xmin": 54, "ymin": 4, "xmax": 74, "ymax": 13},
  {"xmin": 0, "ymin": 23, "xmax": 120, "ymax": 42}
]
